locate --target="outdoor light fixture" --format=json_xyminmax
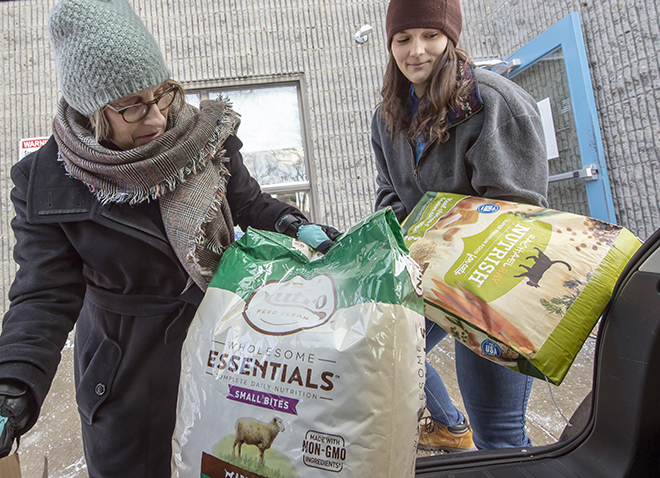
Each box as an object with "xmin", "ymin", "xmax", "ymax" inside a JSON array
[
  {"xmin": 473, "ymin": 58, "xmax": 521, "ymax": 76},
  {"xmin": 354, "ymin": 24, "xmax": 373, "ymax": 43}
]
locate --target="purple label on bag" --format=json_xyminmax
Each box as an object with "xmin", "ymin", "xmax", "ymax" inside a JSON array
[{"xmin": 227, "ymin": 385, "xmax": 299, "ymax": 415}]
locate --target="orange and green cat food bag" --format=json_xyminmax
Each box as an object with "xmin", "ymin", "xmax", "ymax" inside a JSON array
[{"xmin": 402, "ymin": 192, "xmax": 641, "ymax": 385}]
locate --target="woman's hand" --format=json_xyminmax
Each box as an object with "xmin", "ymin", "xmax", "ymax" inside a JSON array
[
  {"xmin": 275, "ymin": 214, "xmax": 342, "ymax": 254},
  {"xmin": 0, "ymin": 382, "xmax": 33, "ymax": 457}
]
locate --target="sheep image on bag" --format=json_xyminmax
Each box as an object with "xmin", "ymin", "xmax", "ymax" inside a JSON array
[{"xmin": 232, "ymin": 417, "xmax": 285, "ymax": 466}]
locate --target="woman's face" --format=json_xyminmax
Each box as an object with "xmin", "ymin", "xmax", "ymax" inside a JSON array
[
  {"xmin": 391, "ymin": 28, "xmax": 449, "ymax": 97},
  {"xmin": 103, "ymin": 83, "xmax": 170, "ymax": 150}
]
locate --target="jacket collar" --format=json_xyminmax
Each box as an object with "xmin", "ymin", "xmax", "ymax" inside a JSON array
[
  {"xmin": 25, "ymin": 134, "xmax": 243, "ymax": 258},
  {"xmin": 25, "ymin": 137, "xmax": 174, "ymax": 255},
  {"xmin": 447, "ymin": 63, "xmax": 484, "ymax": 128},
  {"xmin": 407, "ymin": 63, "xmax": 484, "ymax": 131}
]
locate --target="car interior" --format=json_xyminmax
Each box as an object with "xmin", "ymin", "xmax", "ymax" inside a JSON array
[{"xmin": 415, "ymin": 227, "xmax": 660, "ymax": 477}]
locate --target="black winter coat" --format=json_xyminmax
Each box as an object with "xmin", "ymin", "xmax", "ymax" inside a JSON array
[{"xmin": 0, "ymin": 135, "xmax": 300, "ymax": 477}]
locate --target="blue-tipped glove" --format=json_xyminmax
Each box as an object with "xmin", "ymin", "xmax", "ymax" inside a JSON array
[
  {"xmin": 0, "ymin": 382, "xmax": 33, "ymax": 458},
  {"xmin": 275, "ymin": 214, "xmax": 342, "ymax": 254}
]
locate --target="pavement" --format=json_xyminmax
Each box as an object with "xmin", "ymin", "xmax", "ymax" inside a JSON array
[
  {"xmin": 417, "ymin": 330, "xmax": 595, "ymax": 458},
  {"xmin": 16, "ymin": 330, "xmax": 595, "ymax": 478}
]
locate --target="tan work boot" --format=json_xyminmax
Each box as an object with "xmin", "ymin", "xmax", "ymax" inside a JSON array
[{"xmin": 418, "ymin": 417, "xmax": 477, "ymax": 452}]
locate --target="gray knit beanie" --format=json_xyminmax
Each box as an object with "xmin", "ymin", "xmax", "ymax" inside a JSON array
[{"xmin": 48, "ymin": 0, "xmax": 171, "ymax": 116}]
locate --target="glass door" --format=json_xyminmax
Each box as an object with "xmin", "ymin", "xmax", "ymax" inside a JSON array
[{"xmin": 487, "ymin": 13, "xmax": 616, "ymax": 224}]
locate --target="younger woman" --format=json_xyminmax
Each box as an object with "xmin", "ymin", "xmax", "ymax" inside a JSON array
[{"xmin": 372, "ymin": 0, "xmax": 549, "ymax": 451}]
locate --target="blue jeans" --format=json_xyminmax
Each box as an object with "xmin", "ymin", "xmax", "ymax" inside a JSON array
[{"xmin": 425, "ymin": 319, "xmax": 533, "ymax": 449}]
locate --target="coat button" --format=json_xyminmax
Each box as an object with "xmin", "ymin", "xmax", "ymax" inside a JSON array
[{"xmin": 95, "ymin": 383, "xmax": 106, "ymax": 396}]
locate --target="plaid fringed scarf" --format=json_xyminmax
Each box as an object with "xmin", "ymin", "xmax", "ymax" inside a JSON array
[{"xmin": 52, "ymin": 98, "xmax": 241, "ymax": 290}]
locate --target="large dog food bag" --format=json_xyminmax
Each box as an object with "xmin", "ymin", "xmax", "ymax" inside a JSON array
[
  {"xmin": 172, "ymin": 208, "xmax": 425, "ymax": 478},
  {"xmin": 402, "ymin": 192, "xmax": 641, "ymax": 385}
]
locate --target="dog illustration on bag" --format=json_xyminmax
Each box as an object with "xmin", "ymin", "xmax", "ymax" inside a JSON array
[{"xmin": 515, "ymin": 247, "xmax": 572, "ymax": 288}]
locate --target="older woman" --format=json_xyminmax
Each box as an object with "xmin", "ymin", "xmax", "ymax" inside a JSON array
[{"xmin": 0, "ymin": 0, "xmax": 337, "ymax": 476}]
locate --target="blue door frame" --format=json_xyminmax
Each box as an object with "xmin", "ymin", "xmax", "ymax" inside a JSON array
[{"xmin": 505, "ymin": 12, "xmax": 616, "ymax": 224}]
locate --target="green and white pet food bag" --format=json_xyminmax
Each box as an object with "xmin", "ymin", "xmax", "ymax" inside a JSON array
[
  {"xmin": 172, "ymin": 209, "xmax": 425, "ymax": 478},
  {"xmin": 402, "ymin": 192, "xmax": 641, "ymax": 385}
]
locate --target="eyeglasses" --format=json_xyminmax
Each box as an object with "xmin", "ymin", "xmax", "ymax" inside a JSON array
[{"xmin": 105, "ymin": 86, "xmax": 179, "ymax": 123}]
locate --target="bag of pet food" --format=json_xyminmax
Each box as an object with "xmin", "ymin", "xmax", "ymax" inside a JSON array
[
  {"xmin": 172, "ymin": 208, "xmax": 425, "ymax": 478},
  {"xmin": 402, "ymin": 192, "xmax": 641, "ymax": 385}
]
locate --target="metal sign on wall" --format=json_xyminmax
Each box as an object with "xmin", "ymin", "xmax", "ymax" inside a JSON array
[{"xmin": 19, "ymin": 137, "xmax": 49, "ymax": 160}]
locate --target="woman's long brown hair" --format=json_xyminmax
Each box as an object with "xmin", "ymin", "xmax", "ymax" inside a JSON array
[{"xmin": 379, "ymin": 42, "xmax": 473, "ymax": 143}]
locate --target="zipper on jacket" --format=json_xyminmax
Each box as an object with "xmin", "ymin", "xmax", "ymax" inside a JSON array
[
  {"xmin": 408, "ymin": 102, "xmax": 483, "ymax": 181},
  {"xmin": 411, "ymin": 136, "xmax": 437, "ymax": 181}
]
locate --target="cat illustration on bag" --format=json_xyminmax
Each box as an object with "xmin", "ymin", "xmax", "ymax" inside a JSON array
[{"xmin": 515, "ymin": 247, "xmax": 572, "ymax": 288}]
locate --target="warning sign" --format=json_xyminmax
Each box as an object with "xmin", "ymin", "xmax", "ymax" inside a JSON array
[{"xmin": 19, "ymin": 137, "xmax": 49, "ymax": 159}]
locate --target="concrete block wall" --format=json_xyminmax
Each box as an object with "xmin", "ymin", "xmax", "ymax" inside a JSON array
[
  {"xmin": 1, "ymin": 0, "xmax": 659, "ymax": 319},
  {"xmin": 131, "ymin": 0, "xmax": 388, "ymax": 230},
  {"xmin": 459, "ymin": 0, "xmax": 660, "ymax": 240},
  {"xmin": 1, "ymin": 0, "xmax": 59, "ymax": 312}
]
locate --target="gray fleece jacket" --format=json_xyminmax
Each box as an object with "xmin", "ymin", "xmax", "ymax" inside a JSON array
[{"xmin": 372, "ymin": 67, "xmax": 549, "ymax": 223}]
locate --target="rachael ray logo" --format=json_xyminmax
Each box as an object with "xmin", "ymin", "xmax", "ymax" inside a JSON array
[{"xmin": 243, "ymin": 274, "xmax": 337, "ymax": 335}]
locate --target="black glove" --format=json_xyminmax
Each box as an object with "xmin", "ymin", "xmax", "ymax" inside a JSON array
[
  {"xmin": 275, "ymin": 214, "xmax": 342, "ymax": 254},
  {"xmin": 0, "ymin": 382, "xmax": 33, "ymax": 458}
]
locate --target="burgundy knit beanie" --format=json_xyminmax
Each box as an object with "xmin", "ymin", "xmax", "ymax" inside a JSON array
[{"xmin": 386, "ymin": 0, "xmax": 462, "ymax": 49}]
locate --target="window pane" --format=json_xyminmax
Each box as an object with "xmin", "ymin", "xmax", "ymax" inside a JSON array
[
  {"xmin": 272, "ymin": 190, "xmax": 310, "ymax": 218},
  {"xmin": 184, "ymin": 92, "xmax": 201, "ymax": 109},
  {"xmin": 510, "ymin": 49, "xmax": 590, "ymax": 217},
  {"xmin": 210, "ymin": 86, "xmax": 307, "ymax": 186}
]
